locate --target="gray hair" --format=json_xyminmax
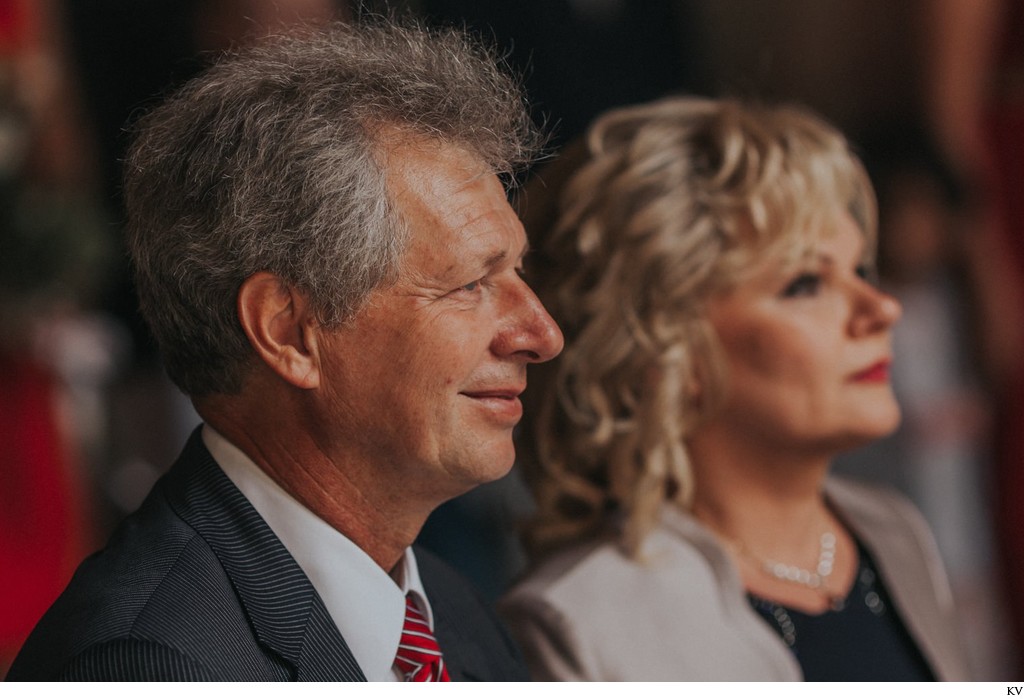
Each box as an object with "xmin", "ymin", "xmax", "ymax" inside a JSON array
[
  {"xmin": 125, "ymin": 20, "xmax": 542, "ymax": 396},
  {"xmin": 519, "ymin": 96, "xmax": 876, "ymax": 554}
]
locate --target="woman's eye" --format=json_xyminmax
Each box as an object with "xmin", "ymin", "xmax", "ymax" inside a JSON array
[
  {"xmin": 781, "ymin": 273, "xmax": 821, "ymax": 298},
  {"xmin": 855, "ymin": 264, "xmax": 877, "ymax": 283}
]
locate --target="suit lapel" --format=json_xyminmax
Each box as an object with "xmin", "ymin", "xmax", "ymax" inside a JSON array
[
  {"xmin": 428, "ymin": 601, "xmax": 483, "ymax": 679},
  {"xmin": 161, "ymin": 430, "xmax": 366, "ymax": 681},
  {"xmin": 416, "ymin": 547, "xmax": 508, "ymax": 682},
  {"xmin": 432, "ymin": 616, "xmax": 484, "ymax": 682}
]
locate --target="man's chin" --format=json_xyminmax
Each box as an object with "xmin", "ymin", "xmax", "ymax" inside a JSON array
[{"xmin": 442, "ymin": 445, "xmax": 516, "ymax": 496}]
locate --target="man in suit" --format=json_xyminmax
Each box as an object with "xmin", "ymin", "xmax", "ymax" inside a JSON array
[{"xmin": 7, "ymin": 19, "xmax": 562, "ymax": 681}]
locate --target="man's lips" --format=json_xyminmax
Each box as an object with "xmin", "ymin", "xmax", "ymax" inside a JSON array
[
  {"xmin": 460, "ymin": 387, "xmax": 525, "ymax": 422},
  {"xmin": 850, "ymin": 360, "xmax": 891, "ymax": 383},
  {"xmin": 461, "ymin": 388, "xmax": 524, "ymax": 400}
]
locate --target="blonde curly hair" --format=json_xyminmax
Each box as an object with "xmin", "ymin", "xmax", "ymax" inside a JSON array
[{"xmin": 518, "ymin": 96, "xmax": 876, "ymax": 555}]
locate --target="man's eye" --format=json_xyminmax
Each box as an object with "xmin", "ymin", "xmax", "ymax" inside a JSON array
[
  {"xmin": 781, "ymin": 273, "xmax": 821, "ymax": 298},
  {"xmin": 460, "ymin": 280, "xmax": 481, "ymax": 293}
]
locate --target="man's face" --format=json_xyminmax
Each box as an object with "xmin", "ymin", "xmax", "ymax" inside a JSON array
[{"xmin": 310, "ymin": 139, "xmax": 563, "ymax": 503}]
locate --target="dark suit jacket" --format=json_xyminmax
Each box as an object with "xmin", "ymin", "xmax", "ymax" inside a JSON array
[{"xmin": 6, "ymin": 429, "xmax": 529, "ymax": 681}]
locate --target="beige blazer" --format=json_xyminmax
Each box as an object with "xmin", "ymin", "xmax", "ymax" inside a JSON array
[{"xmin": 500, "ymin": 478, "xmax": 970, "ymax": 681}]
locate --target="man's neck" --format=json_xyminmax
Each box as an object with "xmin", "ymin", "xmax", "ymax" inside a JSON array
[{"xmin": 199, "ymin": 401, "xmax": 431, "ymax": 572}]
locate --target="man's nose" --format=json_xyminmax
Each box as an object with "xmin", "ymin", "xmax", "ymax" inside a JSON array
[{"xmin": 492, "ymin": 279, "xmax": 564, "ymax": 362}]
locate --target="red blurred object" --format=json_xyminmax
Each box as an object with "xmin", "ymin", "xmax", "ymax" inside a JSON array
[
  {"xmin": 0, "ymin": 0, "xmax": 34, "ymax": 56},
  {"xmin": 988, "ymin": 83, "xmax": 1024, "ymax": 680},
  {"xmin": 0, "ymin": 353, "xmax": 90, "ymax": 668}
]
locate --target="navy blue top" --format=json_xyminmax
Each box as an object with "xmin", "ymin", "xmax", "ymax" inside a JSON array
[{"xmin": 748, "ymin": 545, "xmax": 935, "ymax": 681}]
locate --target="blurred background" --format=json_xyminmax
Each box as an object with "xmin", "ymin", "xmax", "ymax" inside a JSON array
[{"xmin": 1, "ymin": 0, "xmax": 1022, "ymax": 680}]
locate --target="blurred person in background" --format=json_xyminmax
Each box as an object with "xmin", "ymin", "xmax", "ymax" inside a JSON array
[
  {"xmin": 501, "ymin": 96, "xmax": 969, "ymax": 681},
  {"xmin": 0, "ymin": 0, "xmax": 114, "ymax": 674},
  {"xmin": 7, "ymin": 20, "xmax": 561, "ymax": 681},
  {"xmin": 923, "ymin": 0, "xmax": 1024, "ymax": 674}
]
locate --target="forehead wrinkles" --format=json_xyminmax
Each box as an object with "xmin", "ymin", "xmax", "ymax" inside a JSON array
[
  {"xmin": 384, "ymin": 135, "xmax": 494, "ymax": 220},
  {"xmin": 380, "ymin": 140, "xmax": 524, "ymax": 287}
]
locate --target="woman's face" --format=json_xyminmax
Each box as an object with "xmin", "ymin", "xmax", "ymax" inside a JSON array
[{"xmin": 704, "ymin": 213, "xmax": 902, "ymax": 456}]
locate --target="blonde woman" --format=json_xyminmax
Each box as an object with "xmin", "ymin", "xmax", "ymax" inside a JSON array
[{"xmin": 501, "ymin": 97, "xmax": 970, "ymax": 681}]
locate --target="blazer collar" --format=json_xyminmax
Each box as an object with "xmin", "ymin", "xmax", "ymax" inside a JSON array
[
  {"xmin": 160, "ymin": 428, "xmax": 366, "ymax": 681},
  {"xmin": 825, "ymin": 478, "xmax": 969, "ymax": 681}
]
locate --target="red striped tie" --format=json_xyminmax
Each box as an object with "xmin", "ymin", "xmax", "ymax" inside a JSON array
[{"xmin": 394, "ymin": 595, "xmax": 451, "ymax": 682}]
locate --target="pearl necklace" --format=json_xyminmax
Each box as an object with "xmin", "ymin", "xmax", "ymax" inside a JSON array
[
  {"xmin": 759, "ymin": 532, "xmax": 836, "ymax": 589},
  {"xmin": 734, "ymin": 531, "xmax": 843, "ymax": 609}
]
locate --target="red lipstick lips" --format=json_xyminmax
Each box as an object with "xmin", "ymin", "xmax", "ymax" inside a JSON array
[{"xmin": 851, "ymin": 360, "xmax": 891, "ymax": 383}]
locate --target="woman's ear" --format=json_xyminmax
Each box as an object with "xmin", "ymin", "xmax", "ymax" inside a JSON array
[{"xmin": 237, "ymin": 272, "xmax": 321, "ymax": 389}]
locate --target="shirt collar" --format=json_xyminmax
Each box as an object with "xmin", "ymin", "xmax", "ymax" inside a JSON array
[{"xmin": 202, "ymin": 424, "xmax": 431, "ymax": 681}]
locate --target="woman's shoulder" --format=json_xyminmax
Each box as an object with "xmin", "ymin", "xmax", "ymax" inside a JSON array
[
  {"xmin": 502, "ymin": 510, "xmax": 734, "ymax": 615},
  {"xmin": 825, "ymin": 476, "xmax": 934, "ymax": 541},
  {"xmin": 498, "ymin": 510, "xmax": 803, "ymax": 681}
]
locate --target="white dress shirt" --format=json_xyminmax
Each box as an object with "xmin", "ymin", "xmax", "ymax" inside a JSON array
[{"xmin": 203, "ymin": 425, "xmax": 433, "ymax": 681}]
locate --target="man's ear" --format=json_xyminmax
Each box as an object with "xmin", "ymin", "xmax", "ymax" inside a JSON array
[{"xmin": 237, "ymin": 272, "xmax": 321, "ymax": 389}]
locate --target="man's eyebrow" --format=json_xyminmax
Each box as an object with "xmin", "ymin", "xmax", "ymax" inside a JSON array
[
  {"xmin": 468, "ymin": 242, "xmax": 530, "ymax": 275},
  {"xmin": 482, "ymin": 250, "xmax": 509, "ymax": 270},
  {"xmin": 484, "ymin": 241, "xmax": 530, "ymax": 268}
]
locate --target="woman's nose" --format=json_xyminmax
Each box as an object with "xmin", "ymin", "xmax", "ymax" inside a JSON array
[{"xmin": 850, "ymin": 281, "xmax": 902, "ymax": 337}]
